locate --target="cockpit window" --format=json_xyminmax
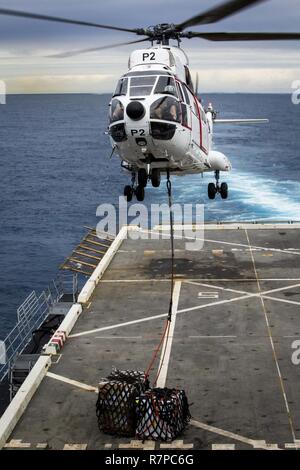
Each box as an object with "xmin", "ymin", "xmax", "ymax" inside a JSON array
[
  {"xmin": 131, "ymin": 77, "xmax": 156, "ymax": 86},
  {"xmin": 129, "ymin": 76, "xmax": 157, "ymax": 97},
  {"xmin": 150, "ymin": 97, "xmax": 181, "ymax": 123},
  {"xmin": 155, "ymin": 76, "xmax": 177, "ymax": 97},
  {"xmin": 110, "ymin": 99, "xmax": 124, "ymax": 123},
  {"xmin": 113, "ymin": 78, "xmax": 128, "ymax": 97}
]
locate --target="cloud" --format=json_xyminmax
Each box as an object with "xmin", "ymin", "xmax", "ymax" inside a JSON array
[
  {"xmin": 5, "ymin": 74, "xmax": 112, "ymax": 93},
  {"xmin": 3, "ymin": 67, "xmax": 298, "ymax": 94},
  {"xmin": 0, "ymin": 0, "xmax": 299, "ymax": 93},
  {"xmin": 194, "ymin": 68, "xmax": 300, "ymax": 93}
]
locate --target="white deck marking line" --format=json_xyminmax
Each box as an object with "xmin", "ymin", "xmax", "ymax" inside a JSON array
[
  {"xmin": 46, "ymin": 372, "xmax": 98, "ymax": 393},
  {"xmin": 260, "ymin": 283, "xmax": 300, "ymax": 295},
  {"xmin": 156, "ymin": 282, "xmax": 181, "ymax": 388},
  {"xmin": 95, "ymin": 336, "xmax": 142, "ymax": 339},
  {"xmin": 189, "ymin": 336, "xmax": 237, "ymax": 339},
  {"xmin": 186, "ymin": 280, "xmax": 300, "ymax": 306},
  {"xmin": 262, "ymin": 295, "xmax": 300, "ymax": 307},
  {"xmin": 141, "ymin": 228, "xmax": 300, "ymax": 257},
  {"xmin": 185, "ymin": 280, "xmax": 300, "ymax": 298},
  {"xmin": 100, "ymin": 278, "xmax": 300, "ymax": 283},
  {"xmin": 204, "ymin": 238, "xmax": 300, "ymax": 257},
  {"xmin": 69, "ymin": 312, "xmax": 167, "ymax": 338},
  {"xmin": 185, "ymin": 280, "xmax": 252, "ymax": 296},
  {"xmin": 245, "ymin": 229, "xmax": 297, "ymax": 444},
  {"xmin": 180, "ymin": 281, "xmax": 300, "ymax": 313},
  {"xmin": 177, "ymin": 294, "xmax": 261, "ymax": 315},
  {"xmin": 69, "ymin": 283, "xmax": 300, "ymax": 339},
  {"xmin": 190, "ymin": 419, "xmax": 280, "ymax": 450}
]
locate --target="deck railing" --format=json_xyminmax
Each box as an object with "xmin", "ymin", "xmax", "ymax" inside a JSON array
[{"xmin": 0, "ymin": 273, "xmax": 78, "ymax": 381}]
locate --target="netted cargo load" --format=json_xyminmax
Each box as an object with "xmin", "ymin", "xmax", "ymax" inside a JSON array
[
  {"xmin": 135, "ymin": 388, "xmax": 191, "ymax": 441},
  {"xmin": 96, "ymin": 368, "xmax": 149, "ymax": 437}
]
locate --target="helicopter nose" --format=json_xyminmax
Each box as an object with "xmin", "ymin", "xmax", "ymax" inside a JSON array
[{"xmin": 126, "ymin": 101, "xmax": 145, "ymax": 121}]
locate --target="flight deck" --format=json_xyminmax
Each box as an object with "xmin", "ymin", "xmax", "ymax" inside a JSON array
[{"xmin": 1, "ymin": 223, "xmax": 300, "ymax": 450}]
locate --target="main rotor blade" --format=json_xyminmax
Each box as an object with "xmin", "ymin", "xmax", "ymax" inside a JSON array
[
  {"xmin": 48, "ymin": 38, "xmax": 149, "ymax": 58},
  {"xmin": 185, "ymin": 31, "xmax": 300, "ymax": 41},
  {"xmin": 0, "ymin": 8, "xmax": 141, "ymax": 34},
  {"xmin": 177, "ymin": 0, "xmax": 268, "ymax": 29}
]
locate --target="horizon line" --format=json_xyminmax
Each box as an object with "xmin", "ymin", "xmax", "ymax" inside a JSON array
[{"xmin": 4, "ymin": 91, "xmax": 292, "ymax": 96}]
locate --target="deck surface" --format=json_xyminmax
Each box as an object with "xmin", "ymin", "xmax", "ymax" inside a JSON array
[{"xmin": 5, "ymin": 225, "xmax": 300, "ymax": 450}]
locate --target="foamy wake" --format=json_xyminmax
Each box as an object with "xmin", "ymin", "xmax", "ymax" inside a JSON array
[{"xmin": 172, "ymin": 170, "xmax": 300, "ymax": 222}]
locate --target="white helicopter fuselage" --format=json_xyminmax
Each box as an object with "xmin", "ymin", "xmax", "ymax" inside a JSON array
[{"xmin": 108, "ymin": 45, "xmax": 231, "ymax": 176}]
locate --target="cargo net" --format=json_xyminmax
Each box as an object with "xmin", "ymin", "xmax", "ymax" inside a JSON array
[
  {"xmin": 96, "ymin": 368, "xmax": 149, "ymax": 437},
  {"xmin": 135, "ymin": 388, "xmax": 191, "ymax": 442}
]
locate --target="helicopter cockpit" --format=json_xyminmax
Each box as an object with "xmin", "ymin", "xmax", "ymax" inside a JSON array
[
  {"xmin": 110, "ymin": 72, "xmax": 182, "ymax": 141},
  {"xmin": 113, "ymin": 73, "xmax": 179, "ymax": 98}
]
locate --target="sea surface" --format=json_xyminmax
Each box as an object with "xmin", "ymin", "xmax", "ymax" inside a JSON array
[{"xmin": 0, "ymin": 93, "xmax": 299, "ymax": 337}]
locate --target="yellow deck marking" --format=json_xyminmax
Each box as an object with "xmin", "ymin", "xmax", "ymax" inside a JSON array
[
  {"xmin": 4, "ymin": 439, "xmax": 31, "ymax": 448},
  {"xmin": 63, "ymin": 443, "xmax": 87, "ymax": 450},
  {"xmin": 119, "ymin": 440, "xmax": 155, "ymax": 450},
  {"xmin": 160, "ymin": 440, "xmax": 193, "ymax": 449},
  {"xmin": 212, "ymin": 444, "xmax": 235, "ymax": 450}
]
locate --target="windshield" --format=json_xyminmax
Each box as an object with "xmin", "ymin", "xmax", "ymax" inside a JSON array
[
  {"xmin": 150, "ymin": 97, "xmax": 181, "ymax": 123},
  {"xmin": 129, "ymin": 76, "xmax": 157, "ymax": 97},
  {"xmin": 110, "ymin": 99, "xmax": 124, "ymax": 123},
  {"xmin": 154, "ymin": 76, "xmax": 178, "ymax": 97},
  {"xmin": 113, "ymin": 78, "xmax": 128, "ymax": 97}
]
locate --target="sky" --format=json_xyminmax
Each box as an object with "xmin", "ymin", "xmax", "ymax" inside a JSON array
[{"xmin": 0, "ymin": 0, "xmax": 300, "ymax": 93}]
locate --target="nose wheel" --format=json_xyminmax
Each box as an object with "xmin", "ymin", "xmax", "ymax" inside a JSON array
[
  {"xmin": 138, "ymin": 168, "xmax": 148, "ymax": 188},
  {"xmin": 124, "ymin": 172, "xmax": 146, "ymax": 202},
  {"xmin": 135, "ymin": 185, "xmax": 145, "ymax": 202},
  {"xmin": 208, "ymin": 171, "xmax": 228, "ymax": 200},
  {"xmin": 124, "ymin": 185, "xmax": 134, "ymax": 202},
  {"xmin": 124, "ymin": 168, "xmax": 162, "ymax": 202},
  {"xmin": 151, "ymin": 169, "xmax": 161, "ymax": 188}
]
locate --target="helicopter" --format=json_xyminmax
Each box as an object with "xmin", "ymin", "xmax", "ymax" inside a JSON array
[{"xmin": 1, "ymin": 0, "xmax": 300, "ymax": 201}]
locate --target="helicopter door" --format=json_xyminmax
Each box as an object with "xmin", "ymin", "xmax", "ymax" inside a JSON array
[
  {"xmin": 183, "ymin": 86, "xmax": 201, "ymax": 150},
  {"xmin": 176, "ymin": 82, "xmax": 192, "ymax": 131},
  {"xmin": 191, "ymin": 94, "xmax": 209, "ymax": 155},
  {"xmin": 200, "ymin": 107, "xmax": 209, "ymax": 153}
]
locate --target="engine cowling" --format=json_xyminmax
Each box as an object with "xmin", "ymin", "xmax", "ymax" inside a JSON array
[{"xmin": 208, "ymin": 151, "xmax": 232, "ymax": 171}]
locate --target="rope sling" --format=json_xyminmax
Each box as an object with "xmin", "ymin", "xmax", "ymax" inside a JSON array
[
  {"xmin": 145, "ymin": 170, "xmax": 174, "ymax": 384},
  {"xmin": 96, "ymin": 172, "xmax": 190, "ymax": 441}
]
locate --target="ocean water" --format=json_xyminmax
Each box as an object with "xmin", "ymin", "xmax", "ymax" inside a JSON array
[{"xmin": 0, "ymin": 93, "xmax": 299, "ymax": 337}]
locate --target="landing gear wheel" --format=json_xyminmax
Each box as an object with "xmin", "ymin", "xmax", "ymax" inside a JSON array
[
  {"xmin": 124, "ymin": 185, "xmax": 133, "ymax": 202},
  {"xmin": 151, "ymin": 169, "xmax": 161, "ymax": 188},
  {"xmin": 208, "ymin": 183, "xmax": 217, "ymax": 200},
  {"xmin": 138, "ymin": 169, "xmax": 148, "ymax": 188},
  {"xmin": 220, "ymin": 182, "xmax": 228, "ymax": 200},
  {"xmin": 135, "ymin": 185, "xmax": 145, "ymax": 202}
]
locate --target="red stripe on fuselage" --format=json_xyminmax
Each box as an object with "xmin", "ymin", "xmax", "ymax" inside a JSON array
[
  {"xmin": 194, "ymin": 97, "xmax": 208, "ymax": 156},
  {"xmin": 176, "ymin": 77, "xmax": 208, "ymax": 155}
]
